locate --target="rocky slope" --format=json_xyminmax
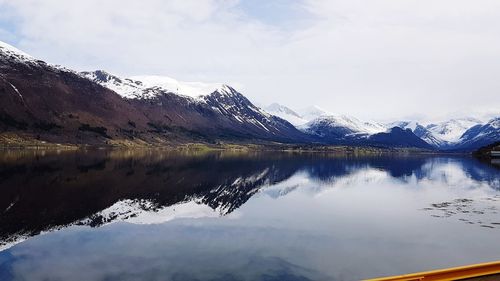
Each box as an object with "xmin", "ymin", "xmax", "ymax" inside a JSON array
[
  {"xmin": 366, "ymin": 127, "xmax": 434, "ymax": 149},
  {"xmin": 455, "ymin": 117, "xmax": 500, "ymax": 150},
  {"xmin": 0, "ymin": 42, "xmax": 155, "ymax": 145},
  {"xmin": 81, "ymin": 70, "xmax": 307, "ymax": 143},
  {"xmin": 0, "ymin": 42, "xmax": 306, "ymax": 145}
]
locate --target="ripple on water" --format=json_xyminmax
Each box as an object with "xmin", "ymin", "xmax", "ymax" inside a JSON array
[{"xmin": 423, "ymin": 196, "xmax": 500, "ymax": 229}]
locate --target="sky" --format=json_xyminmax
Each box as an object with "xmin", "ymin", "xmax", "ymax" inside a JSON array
[{"xmin": 0, "ymin": 0, "xmax": 499, "ymax": 122}]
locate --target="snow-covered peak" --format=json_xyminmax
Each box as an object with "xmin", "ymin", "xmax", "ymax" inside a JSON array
[
  {"xmin": 213, "ymin": 84, "xmax": 243, "ymax": 98},
  {"xmin": 80, "ymin": 70, "xmax": 144, "ymax": 99},
  {"xmin": 264, "ymin": 103, "xmax": 308, "ymax": 126},
  {"xmin": 81, "ymin": 70, "xmax": 231, "ymax": 100},
  {"xmin": 265, "ymin": 103, "xmax": 386, "ymax": 134},
  {"xmin": 1, "ymin": 41, "xmax": 78, "ymax": 76},
  {"xmin": 266, "ymin": 103, "xmax": 301, "ymax": 117},
  {"xmin": 130, "ymin": 75, "xmax": 225, "ymax": 99},
  {"xmin": 426, "ymin": 118, "xmax": 483, "ymax": 143},
  {"xmin": 455, "ymin": 116, "xmax": 500, "ymax": 149},
  {"xmin": 0, "ymin": 41, "xmax": 36, "ymax": 63},
  {"xmin": 301, "ymin": 114, "xmax": 386, "ymax": 136},
  {"xmin": 297, "ymin": 105, "xmax": 333, "ymax": 121},
  {"xmin": 386, "ymin": 117, "xmax": 497, "ymax": 148},
  {"xmin": 387, "ymin": 120, "xmax": 423, "ymax": 131}
]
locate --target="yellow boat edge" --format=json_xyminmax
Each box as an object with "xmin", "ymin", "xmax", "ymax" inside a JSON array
[{"xmin": 364, "ymin": 260, "xmax": 500, "ymax": 281}]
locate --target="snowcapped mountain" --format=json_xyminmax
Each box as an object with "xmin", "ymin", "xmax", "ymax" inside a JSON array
[
  {"xmin": 299, "ymin": 115, "xmax": 386, "ymax": 139},
  {"xmin": 298, "ymin": 117, "xmax": 431, "ymax": 149},
  {"xmin": 454, "ymin": 117, "xmax": 500, "ymax": 150},
  {"xmin": 272, "ymin": 103, "xmax": 496, "ymax": 150},
  {"xmin": 0, "ymin": 41, "xmax": 39, "ymax": 66},
  {"xmin": 80, "ymin": 70, "xmax": 149, "ymax": 99},
  {"xmin": 389, "ymin": 117, "xmax": 496, "ymax": 149},
  {"xmin": 201, "ymin": 85, "xmax": 303, "ymax": 137},
  {"xmin": 264, "ymin": 103, "xmax": 332, "ymax": 127},
  {"xmin": 265, "ymin": 103, "xmax": 386, "ymax": 138},
  {"xmin": 297, "ymin": 105, "xmax": 332, "ymax": 121},
  {"xmin": 1, "ymin": 41, "xmax": 157, "ymax": 145},
  {"xmin": 426, "ymin": 118, "xmax": 483, "ymax": 143},
  {"xmin": 264, "ymin": 103, "xmax": 307, "ymax": 126},
  {"xmin": 412, "ymin": 125, "xmax": 446, "ymax": 148},
  {"xmin": 0, "ymin": 41, "xmax": 75, "ymax": 74},
  {"xmin": 386, "ymin": 121, "xmax": 419, "ymax": 131},
  {"xmin": 0, "ymin": 40, "xmax": 496, "ymax": 150},
  {"xmin": 81, "ymin": 70, "xmax": 306, "ymax": 142},
  {"xmin": 295, "ymin": 105, "xmax": 386, "ymax": 136},
  {"xmin": 0, "ymin": 43, "xmax": 306, "ymax": 145},
  {"xmin": 133, "ymin": 75, "xmax": 224, "ymax": 99},
  {"xmin": 263, "ymin": 103, "xmax": 432, "ymax": 149},
  {"xmin": 80, "ymin": 70, "xmax": 224, "ymax": 100},
  {"xmin": 389, "ymin": 121, "xmax": 446, "ymax": 148}
]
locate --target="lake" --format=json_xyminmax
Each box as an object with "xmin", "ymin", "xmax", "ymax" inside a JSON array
[{"xmin": 0, "ymin": 149, "xmax": 499, "ymax": 281}]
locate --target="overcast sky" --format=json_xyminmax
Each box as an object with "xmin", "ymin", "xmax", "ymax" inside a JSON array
[{"xmin": 0, "ymin": 0, "xmax": 499, "ymax": 122}]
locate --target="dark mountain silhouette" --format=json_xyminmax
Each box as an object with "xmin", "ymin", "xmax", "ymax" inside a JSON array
[{"xmin": 366, "ymin": 127, "xmax": 434, "ymax": 149}]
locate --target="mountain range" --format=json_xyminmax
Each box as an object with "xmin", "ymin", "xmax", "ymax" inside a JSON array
[
  {"xmin": 265, "ymin": 104, "xmax": 498, "ymax": 151},
  {"xmin": 0, "ymin": 41, "xmax": 498, "ymax": 151}
]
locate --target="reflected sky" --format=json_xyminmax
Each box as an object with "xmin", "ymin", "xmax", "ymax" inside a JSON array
[{"xmin": 0, "ymin": 150, "xmax": 499, "ymax": 281}]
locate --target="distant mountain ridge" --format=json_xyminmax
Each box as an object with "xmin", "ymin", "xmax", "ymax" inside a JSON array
[
  {"xmin": 0, "ymin": 40, "xmax": 497, "ymax": 151},
  {"xmin": 387, "ymin": 117, "xmax": 498, "ymax": 150},
  {"xmin": 427, "ymin": 118, "xmax": 483, "ymax": 143},
  {"xmin": 266, "ymin": 102, "xmax": 498, "ymax": 151},
  {"xmin": 264, "ymin": 103, "xmax": 306, "ymax": 126},
  {"xmin": 266, "ymin": 103, "xmax": 433, "ymax": 149},
  {"xmin": 266, "ymin": 104, "xmax": 386, "ymax": 136},
  {"xmin": 454, "ymin": 117, "xmax": 500, "ymax": 150}
]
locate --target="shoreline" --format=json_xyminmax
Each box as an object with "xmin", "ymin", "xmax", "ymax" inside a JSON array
[{"xmin": 0, "ymin": 141, "xmax": 471, "ymax": 156}]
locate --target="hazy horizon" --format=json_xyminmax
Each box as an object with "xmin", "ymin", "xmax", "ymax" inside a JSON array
[{"xmin": 1, "ymin": 0, "xmax": 499, "ymax": 122}]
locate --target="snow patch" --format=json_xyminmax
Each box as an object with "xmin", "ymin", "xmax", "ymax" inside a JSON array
[
  {"xmin": 81, "ymin": 71, "xmax": 232, "ymax": 101},
  {"xmin": 0, "ymin": 41, "xmax": 36, "ymax": 62},
  {"xmin": 131, "ymin": 75, "xmax": 224, "ymax": 99}
]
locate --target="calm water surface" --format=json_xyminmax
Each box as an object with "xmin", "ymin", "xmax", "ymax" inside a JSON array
[{"xmin": 0, "ymin": 150, "xmax": 499, "ymax": 281}]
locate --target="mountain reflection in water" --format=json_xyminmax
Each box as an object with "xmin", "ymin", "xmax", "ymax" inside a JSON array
[{"xmin": 0, "ymin": 150, "xmax": 499, "ymax": 281}]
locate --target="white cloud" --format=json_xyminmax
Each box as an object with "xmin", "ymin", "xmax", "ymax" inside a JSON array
[{"xmin": 0, "ymin": 0, "xmax": 499, "ymax": 121}]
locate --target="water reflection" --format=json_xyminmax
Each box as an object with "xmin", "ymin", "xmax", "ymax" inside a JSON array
[{"xmin": 0, "ymin": 150, "xmax": 499, "ymax": 281}]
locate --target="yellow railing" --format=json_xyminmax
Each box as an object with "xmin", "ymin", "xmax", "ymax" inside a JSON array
[{"xmin": 365, "ymin": 260, "xmax": 500, "ymax": 281}]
